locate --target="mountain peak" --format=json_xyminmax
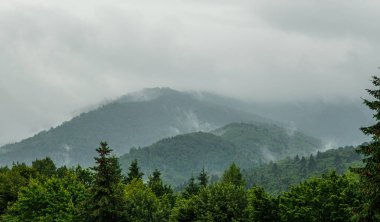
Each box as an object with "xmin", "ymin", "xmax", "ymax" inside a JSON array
[{"xmin": 117, "ymin": 87, "xmax": 182, "ymax": 103}]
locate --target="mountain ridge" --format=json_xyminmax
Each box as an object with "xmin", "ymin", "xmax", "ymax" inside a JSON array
[
  {"xmin": 0, "ymin": 88, "xmax": 271, "ymax": 167},
  {"xmin": 119, "ymin": 122, "xmax": 322, "ymax": 185}
]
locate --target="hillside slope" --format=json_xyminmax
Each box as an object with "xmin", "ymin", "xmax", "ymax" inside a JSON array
[
  {"xmin": 195, "ymin": 92, "xmax": 372, "ymax": 146},
  {"xmin": 120, "ymin": 122, "xmax": 321, "ymax": 185},
  {"xmin": 244, "ymin": 145, "xmax": 362, "ymax": 194},
  {"xmin": 0, "ymin": 88, "xmax": 268, "ymax": 167}
]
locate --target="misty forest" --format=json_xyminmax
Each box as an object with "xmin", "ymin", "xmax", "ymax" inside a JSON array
[
  {"xmin": 1, "ymin": 1, "xmax": 380, "ymax": 221},
  {"xmin": 0, "ymin": 76, "xmax": 379, "ymax": 222}
]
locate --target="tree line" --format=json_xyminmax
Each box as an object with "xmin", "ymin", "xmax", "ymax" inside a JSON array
[
  {"xmin": 0, "ymin": 144, "xmax": 366, "ymax": 221},
  {"xmin": 1, "ymin": 76, "xmax": 380, "ymax": 221}
]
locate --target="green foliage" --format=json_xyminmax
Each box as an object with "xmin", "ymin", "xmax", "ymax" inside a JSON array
[
  {"xmin": 31, "ymin": 157, "xmax": 56, "ymax": 177},
  {"xmin": 197, "ymin": 167, "xmax": 209, "ymax": 187},
  {"xmin": 85, "ymin": 142, "xmax": 126, "ymax": 222},
  {"xmin": 171, "ymin": 182, "xmax": 247, "ymax": 222},
  {"xmin": 214, "ymin": 122, "xmax": 322, "ymax": 164},
  {"xmin": 147, "ymin": 169, "xmax": 173, "ymax": 198},
  {"xmin": 120, "ymin": 122, "xmax": 320, "ymax": 186},
  {"xmin": 278, "ymin": 171, "xmax": 361, "ymax": 222},
  {"xmin": 0, "ymin": 163, "xmax": 37, "ymax": 215},
  {"xmin": 221, "ymin": 162, "xmax": 246, "ymax": 187},
  {"xmin": 245, "ymin": 146, "xmax": 362, "ymax": 194},
  {"xmin": 124, "ymin": 178, "xmax": 169, "ymax": 222},
  {"xmin": 182, "ymin": 176, "xmax": 200, "ymax": 199},
  {"xmin": 0, "ymin": 88, "xmax": 268, "ymax": 167},
  {"xmin": 2, "ymin": 176, "xmax": 87, "ymax": 222},
  {"xmin": 0, "ymin": 151, "xmax": 368, "ymax": 222},
  {"xmin": 352, "ymin": 76, "xmax": 380, "ymax": 221},
  {"xmin": 246, "ymin": 186, "xmax": 279, "ymax": 222},
  {"xmin": 126, "ymin": 159, "xmax": 144, "ymax": 183}
]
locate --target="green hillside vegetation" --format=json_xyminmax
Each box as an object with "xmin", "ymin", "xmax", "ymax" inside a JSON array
[
  {"xmin": 120, "ymin": 122, "xmax": 321, "ymax": 185},
  {"xmin": 0, "ymin": 88, "xmax": 269, "ymax": 167},
  {"xmin": 244, "ymin": 145, "xmax": 362, "ymax": 194},
  {"xmin": 196, "ymin": 91, "xmax": 372, "ymax": 146},
  {"xmin": 214, "ymin": 122, "xmax": 322, "ymax": 164},
  {"xmin": 0, "ymin": 145, "xmax": 366, "ymax": 222}
]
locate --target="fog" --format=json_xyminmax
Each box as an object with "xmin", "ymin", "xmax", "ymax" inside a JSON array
[{"xmin": 1, "ymin": 0, "xmax": 378, "ymax": 145}]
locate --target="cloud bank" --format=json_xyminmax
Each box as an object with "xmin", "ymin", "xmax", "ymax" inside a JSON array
[{"xmin": 0, "ymin": 0, "xmax": 378, "ymax": 145}]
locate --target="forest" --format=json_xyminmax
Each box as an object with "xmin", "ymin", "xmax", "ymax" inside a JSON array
[
  {"xmin": 0, "ymin": 76, "xmax": 380, "ymax": 222},
  {"xmin": 0, "ymin": 147, "xmax": 367, "ymax": 221}
]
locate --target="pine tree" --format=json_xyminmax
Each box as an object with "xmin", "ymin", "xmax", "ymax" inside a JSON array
[
  {"xmin": 299, "ymin": 156, "xmax": 307, "ymax": 179},
  {"xmin": 221, "ymin": 163, "xmax": 246, "ymax": 187},
  {"xmin": 126, "ymin": 159, "xmax": 144, "ymax": 183},
  {"xmin": 352, "ymin": 76, "xmax": 380, "ymax": 221},
  {"xmin": 197, "ymin": 167, "xmax": 209, "ymax": 187},
  {"xmin": 334, "ymin": 153, "xmax": 344, "ymax": 174},
  {"xmin": 183, "ymin": 176, "xmax": 199, "ymax": 198},
  {"xmin": 147, "ymin": 169, "xmax": 172, "ymax": 197},
  {"xmin": 86, "ymin": 142, "xmax": 126, "ymax": 221},
  {"xmin": 308, "ymin": 154, "xmax": 317, "ymax": 171}
]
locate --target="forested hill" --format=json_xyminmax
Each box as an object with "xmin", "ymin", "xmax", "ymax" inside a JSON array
[
  {"xmin": 195, "ymin": 92, "xmax": 372, "ymax": 146},
  {"xmin": 214, "ymin": 122, "xmax": 321, "ymax": 164},
  {"xmin": 119, "ymin": 122, "xmax": 322, "ymax": 185},
  {"xmin": 244, "ymin": 145, "xmax": 362, "ymax": 194},
  {"xmin": 0, "ymin": 88, "xmax": 269, "ymax": 167}
]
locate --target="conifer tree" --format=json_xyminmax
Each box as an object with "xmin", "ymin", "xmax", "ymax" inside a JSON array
[
  {"xmin": 147, "ymin": 169, "xmax": 172, "ymax": 197},
  {"xmin": 197, "ymin": 167, "xmax": 209, "ymax": 187},
  {"xmin": 183, "ymin": 176, "xmax": 199, "ymax": 198},
  {"xmin": 221, "ymin": 163, "xmax": 246, "ymax": 187},
  {"xmin": 353, "ymin": 76, "xmax": 380, "ymax": 221},
  {"xmin": 308, "ymin": 154, "xmax": 317, "ymax": 171},
  {"xmin": 86, "ymin": 142, "xmax": 126, "ymax": 221},
  {"xmin": 126, "ymin": 159, "xmax": 144, "ymax": 183}
]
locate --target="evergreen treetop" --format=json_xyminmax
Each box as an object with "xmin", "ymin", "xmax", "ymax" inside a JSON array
[{"xmin": 353, "ymin": 76, "xmax": 380, "ymax": 221}]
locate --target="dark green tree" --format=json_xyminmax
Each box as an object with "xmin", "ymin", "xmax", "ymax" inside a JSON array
[
  {"xmin": 221, "ymin": 162, "xmax": 246, "ymax": 187},
  {"xmin": 308, "ymin": 154, "xmax": 317, "ymax": 171},
  {"xmin": 2, "ymin": 176, "xmax": 88, "ymax": 221},
  {"xmin": 352, "ymin": 76, "xmax": 380, "ymax": 221},
  {"xmin": 147, "ymin": 169, "xmax": 172, "ymax": 198},
  {"xmin": 279, "ymin": 171, "xmax": 360, "ymax": 222},
  {"xmin": 124, "ymin": 178, "xmax": 164, "ymax": 222},
  {"xmin": 299, "ymin": 156, "xmax": 307, "ymax": 178},
  {"xmin": 197, "ymin": 167, "xmax": 208, "ymax": 187},
  {"xmin": 183, "ymin": 176, "xmax": 199, "ymax": 198},
  {"xmin": 31, "ymin": 157, "xmax": 56, "ymax": 177},
  {"xmin": 85, "ymin": 142, "xmax": 126, "ymax": 221},
  {"xmin": 246, "ymin": 186, "xmax": 279, "ymax": 222},
  {"xmin": 125, "ymin": 159, "xmax": 144, "ymax": 183}
]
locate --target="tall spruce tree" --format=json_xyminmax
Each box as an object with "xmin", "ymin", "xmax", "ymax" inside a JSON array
[
  {"xmin": 197, "ymin": 167, "xmax": 209, "ymax": 187},
  {"xmin": 147, "ymin": 169, "xmax": 172, "ymax": 197},
  {"xmin": 221, "ymin": 163, "xmax": 246, "ymax": 187},
  {"xmin": 126, "ymin": 159, "xmax": 144, "ymax": 183},
  {"xmin": 86, "ymin": 142, "xmax": 126, "ymax": 221},
  {"xmin": 353, "ymin": 76, "xmax": 380, "ymax": 221}
]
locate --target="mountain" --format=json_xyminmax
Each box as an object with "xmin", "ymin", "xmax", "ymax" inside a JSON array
[
  {"xmin": 119, "ymin": 122, "xmax": 322, "ymax": 185},
  {"xmin": 0, "ymin": 88, "xmax": 270, "ymax": 167},
  {"xmin": 194, "ymin": 92, "xmax": 372, "ymax": 146},
  {"xmin": 243, "ymin": 145, "xmax": 362, "ymax": 194},
  {"xmin": 214, "ymin": 123, "xmax": 321, "ymax": 164}
]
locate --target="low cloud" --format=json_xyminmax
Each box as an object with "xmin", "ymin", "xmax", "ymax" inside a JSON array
[{"xmin": 0, "ymin": 0, "xmax": 377, "ymax": 145}]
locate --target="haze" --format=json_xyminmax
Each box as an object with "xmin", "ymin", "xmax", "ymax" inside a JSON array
[{"xmin": 1, "ymin": 0, "xmax": 378, "ymax": 145}]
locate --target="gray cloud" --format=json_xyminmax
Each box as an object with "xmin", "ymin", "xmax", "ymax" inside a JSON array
[{"xmin": 0, "ymin": 0, "xmax": 378, "ymax": 145}]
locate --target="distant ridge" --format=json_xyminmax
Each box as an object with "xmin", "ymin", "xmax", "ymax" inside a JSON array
[
  {"xmin": 119, "ymin": 122, "xmax": 321, "ymax": 185},
  {"xmin": 0, "ymin": 88, "xmax": 271, "ymax": 167}
]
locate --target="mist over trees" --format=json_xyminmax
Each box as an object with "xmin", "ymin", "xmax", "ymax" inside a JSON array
[{"xmin": 0, "ymin": 77, "xmax": 379, "ymax": 221}]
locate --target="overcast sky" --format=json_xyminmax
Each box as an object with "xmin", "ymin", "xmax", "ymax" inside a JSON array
[{"xmin": 1, "ymin": 0, "xmax": 379, "ymax": 145}]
